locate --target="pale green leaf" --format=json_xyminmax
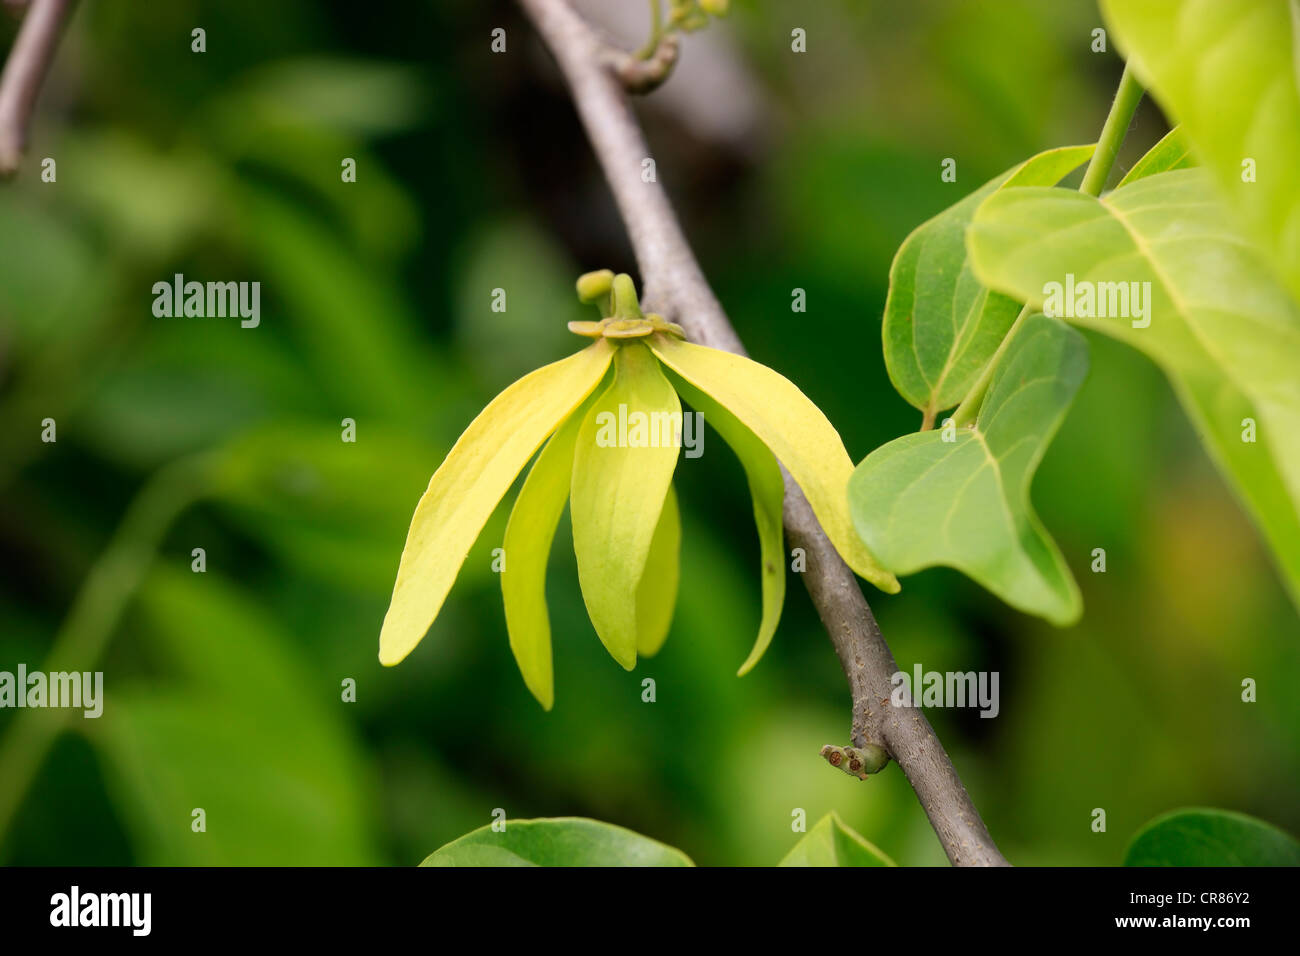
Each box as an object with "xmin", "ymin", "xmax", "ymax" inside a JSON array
[
  {"xmin": 500, "ymin": 391, "xmax": 604, "ymax": 710},
  {"xmin": 421, "ymin": 817, "xmax": 693, "ymax": 867},
  {"xmin": 1102, "ymin": 0, "xmax": 1300, "ymax": 298},
  {"xmin": 649, "ymin": 335, "xmax": 899, "ymax": 594},
  {"xmin": 850, "ymin": 315, "xmax": 1087, "ymax": 625},
  {"xmin": 968, "ymin": 169, "xmax": 1300, "ymax": 608},
  {"xmin": 779, "ymin": 813, "xmax": 896, "ymax": 867},
  {"xmin": 570, "ymin": 342, "xmax": 681, "ymax": 669},
  {"xmin": 883, "ymin": 144, "xmax": 1095, "ymax": 419},
  {"xmin": 636, "ymin": 483, "xmax": 680, "ymax": 658},
  {"xmin": 379, "ymin": 339, "xmax": 615, "ymax": 666},
  {"xmin": 664, "ymin": 368, "xmax": 786, "ymax": 675},
  {"xmin": 1125, "ymin": 808, "xmax": 1300, "ymax": 866},
  {"xmin": 1116, "ymin": 126, "xmax": 1194, "ymax": 188}
]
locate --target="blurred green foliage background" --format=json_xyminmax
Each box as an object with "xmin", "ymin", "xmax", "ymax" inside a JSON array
[{"xmin": 0, "ymin": 0, "xmax": 1296, "ymax": 867}]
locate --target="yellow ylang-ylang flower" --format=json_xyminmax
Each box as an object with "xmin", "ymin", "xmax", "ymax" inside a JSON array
[{"xmin": 379, "ymin": 271, "xmax": 898, "ymax": 708}]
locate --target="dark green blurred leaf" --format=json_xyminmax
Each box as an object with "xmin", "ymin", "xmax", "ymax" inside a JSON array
[
  {"xmin": 929, "ymin": 0, "xmax": 1091, "ymax": 157},
  {"xmin": 80, "ymin": 328, "xmax": 318, "ymax": 468},
  {"xmin": 0, "ymin": 194, "xmax": 106, "ymax": 350},
  {"xmin": 772, "ymin": 136, "xmax": 940, "ymax": 278},
  {"xmin": 453, "ymin": 222, "xmax": 584, "ymax": 385},
  {"xmin": 206, "ymin": 61, "xmax": 422, "ymax": 262},
  {"xmin": 60, "ymin": 131, "xmax": 229, "ymax": 260},
  {"xmin": 211, "ymin": 423, "xmax": 450, "ymax": 593},
  {"xmin": 1125, "ymin": 808, "xmax": 1300, "ymax": 866},
  {"xmin": 219, "ymin": 58, "xmax": 428, "ymax": 139},
  {"xmin": 421, "ymin": 817, "xmax": 694, "ymax": 867},
  {"xmin": 236, "ymin": 184, "xmax": 454, "ymax": 419},
  {"xmin": 86, "ymin": 569, "xmax": 379, "ymax": 865}
]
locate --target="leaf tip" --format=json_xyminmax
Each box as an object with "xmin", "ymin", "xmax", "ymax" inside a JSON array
[{"xmin": 1050, "ymin": 595, "xmax": 1084, "ymax": 628}]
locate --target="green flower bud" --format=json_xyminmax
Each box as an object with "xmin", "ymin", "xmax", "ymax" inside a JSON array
[
  {"xmin": 610, "ymin": 273, "xmax": 645, "ymax": 319},
  {"xmin": 821, "ymin": 742, "xmax": 890, "ymax": 779},
  {"xmin": 576, "ymin": 269, "xmax": 614, "ymax": 304}
]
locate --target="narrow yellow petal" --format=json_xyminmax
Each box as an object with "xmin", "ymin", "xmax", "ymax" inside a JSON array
[
  {"xmin": 571, "ymin": 342, "xmax": 681, "ymax": 669},
  {"xmin": 664, "ymin": 368, "xmax": 785, "ymax": 675},
  {"xmin": 379, "ymin": 339, "xmax": 615, "ymax": 666},
  {"xmin": 649, "ymin": 335, "xmax": 899, "ymax": 594},
  {"xmin": 501, "ymin": 391, "xmax": 602, "ymax": 710},
  {"xmin": 636, "ymin": 483, "xmax": 681, "ymax": 657}
]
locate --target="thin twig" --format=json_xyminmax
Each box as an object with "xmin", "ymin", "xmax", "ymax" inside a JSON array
[
  {"xmin": 518, "ymin": 0, "xmax": 1008, "ymax": 866},
  {"xmin": 606, "ymin": 31, "xmax": 678, "ymax": 94},
  {"xmin": 0, "ymin": 0, "xmax": 75, "ymax": 177}
]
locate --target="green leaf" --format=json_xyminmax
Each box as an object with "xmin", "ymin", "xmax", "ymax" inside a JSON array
[
  {"xmin": 968, "ymin": 169, "xmax": 1300, "ymax": 609},
  {"xmin": 1116, "ymin": 126, "xmax": 1194, "ymax": 188},
  {"xmin": 850, "ymin": 314, "xmax": 1087, "ymax": 625},
  {"xmin": 453, "ymin": 222, "xmax": 588, "ymax": 385},
  {"xmin": 421, "ymin": 817, "xmax": 694, "ymax": 867},
  {"xmin": 779, "ymin": 813, "xmax": 896, "ymax": 866},
  {"xmin": 570, "ymin": 342, "xmax": 681, "ymax": 669},
  {"xmin": 664, "ymin": 368, "xmax": 786, "ymax": 675},
  {"xmin": 1101, "ymin": 0, "xmax": 1300, "ymax": 298},
  {"xmin": 649, "ymin": 335, "xmax": 899, "ymax": 594},
  {"xmin": 88, "ymin": 570, "xmax": 379, "ymax": 865},
  {"xmin": 883, "ymin": 144, "xmax": 1095, "ymax": 420},
  {"xmin": 380, "ymin": 339, "xmax": 615, "ymax": 666},
  {"xmin": 636, "ymin": 483, "xmax": 681, "ymax": 658},
  {"xmin": 1125, "ymin": 808, "xmax": 1300, "ymax": 866},
  {"xmin": 500, "ymin": 395, "xmax": 598, "ymax": 711},
  {"xmin": 223, "ymin": 58, "xmax": 427, "ymax": 138},
  {"xmin": 237, "ymin": 185, "xmax": 445, "ymax": 419},
  {"xmin": 212, "ymin": 423, "xmax": 443, "ymax": 594},
  {"xmin": 0, "ymin": 192, "xmax": 108, "ymax": 353}
]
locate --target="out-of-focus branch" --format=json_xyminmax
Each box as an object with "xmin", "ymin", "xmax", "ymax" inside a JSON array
[
  {"xmin": 610, "ymin": 31, "xmax": 678, "ymax": 94},
  {"xmin": 517, "ymin": 0, "xmax": 1009, "ymax": 866},
  {"xmin": 0, "ymin": 0, "xmax": 75, "ymax": 177}
]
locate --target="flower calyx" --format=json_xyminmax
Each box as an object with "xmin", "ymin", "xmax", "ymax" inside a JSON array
[{"xmin": 569, "ymin": 270, "xmax": 685, "ymax": 342}]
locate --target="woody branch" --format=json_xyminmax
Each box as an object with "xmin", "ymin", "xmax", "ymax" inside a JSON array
[
  {"xmin": 0, "ymin": 0, "xmax": 75, "ymax": 177},
  {"xmin": 516, "ymin": 0, "xmax": 1008, "ymax": 867}
]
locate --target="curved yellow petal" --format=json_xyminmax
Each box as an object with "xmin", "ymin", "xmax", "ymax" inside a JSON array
[
  {"xmin": 501, "ymin": 389, "xmax": 604, "ymax": 710},
  {"xmin": 571, "ymin": 342, "xmax": 681, "ymax": 669},
  {"xmin": 379, "ymin": 339, "xmax": 614, "ymax": 666},
  {"xmin": 636, "ymin": 483, "xmax": 680, "ymax": 657},
  {"xmin": 649, "ymin": 335, "xmax": 899, "ymax": 594},
  {"xmin": 664, "ymin": 368, "xmax": 785, "ymax": 675}
]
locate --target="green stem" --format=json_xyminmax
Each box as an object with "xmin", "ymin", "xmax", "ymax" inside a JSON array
[
  {"xmin": 949, "ymin": 65, "xmax": 1143, "ymax": 429},
  {"xmin": 1079, "ymin": 65, "xmax": 1144, "ymax": 198},
  {"xmin": 0, "ymin": 454, "xmax": 214, "ymax": 853},
  {"xmin": 950, "ymin": 303, "xmax": 1033, "ymax": 427},
  {"xmin": 635, "ymin": 0, "xmax": 664, "ymax": 59}
]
